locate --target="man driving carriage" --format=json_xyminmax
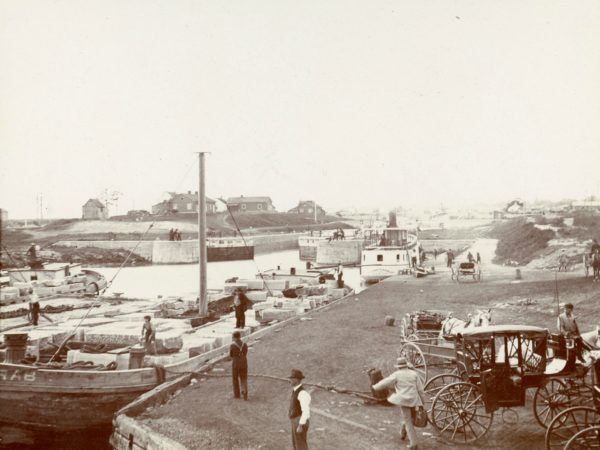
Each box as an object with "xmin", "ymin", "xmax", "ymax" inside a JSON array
[{"xmin": 557, "ymin": 303, "xmax": 586, "ymax": 363}]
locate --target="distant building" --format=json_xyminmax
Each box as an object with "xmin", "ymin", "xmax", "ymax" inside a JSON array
[
  {"xmin": 152, "ymin": 191, "xmax": 216, "ymax": 215},
  {"xmin": 288, "ymin": 200, "xmax": 326, "ymax": 218},
  {"xmin": 82, "ymin": 199, "xmax": 108, "ymax": 220},
  {"xmin": 572, "ymin": 199, "xmax": 600, "ymax": 211},
  {"xmin": 226, "ymin": 196, "xmax": 275, "ymax": 213},
  {"xmin": 0, "ymin": 208, "xmax": 7, "ymax": 222}
]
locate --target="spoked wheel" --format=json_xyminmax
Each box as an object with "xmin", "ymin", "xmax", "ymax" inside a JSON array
[
  {"xmin": 431, "ymin": 382, "xmax": 494, "ymax": 444},
  {"xmin": 424, "ymin": 373, "xmax": 462, "ymax": 418},
  {"xmin": 399, "ymin": 317, "xmax": 413, "ymax": 341},
  {"xmin": 565, "ymin": 425, "xmax": 600, "ymax": 449},
  {"xmin": 534, "ymin": 378, "xmax": 573, "ymax": 427},
  {"xmin": 545, "ymin": 406, "xmax": 598, "ymax": 450},
  {"xmin": 398, "ymin": 342, "xmax": 428, "ymax": 384}
]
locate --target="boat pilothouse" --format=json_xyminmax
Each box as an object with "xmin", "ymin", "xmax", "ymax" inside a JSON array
[{"xmin": 360, "ymin": 212, "xmax": 422, "ymax": 283}]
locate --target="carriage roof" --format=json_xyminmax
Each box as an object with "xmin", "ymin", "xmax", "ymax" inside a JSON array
[{"xmin": 458, "ymin": 324, "xmax": 548, "ymax": 340}]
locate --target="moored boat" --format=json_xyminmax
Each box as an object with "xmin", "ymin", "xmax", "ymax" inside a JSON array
[{"xmin": 360, "ymin": 212, "xmax": 422, "ymax": 283}]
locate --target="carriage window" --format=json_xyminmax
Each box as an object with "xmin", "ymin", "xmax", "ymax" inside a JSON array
[{"xmin": 377, "ymin": 255, "xmax": 383, "ymax": 262}]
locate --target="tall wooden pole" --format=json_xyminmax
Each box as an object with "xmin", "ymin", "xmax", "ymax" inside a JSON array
[{"xmin": 198, "ymin": 152, "xmax": 208, "ymax": 316}]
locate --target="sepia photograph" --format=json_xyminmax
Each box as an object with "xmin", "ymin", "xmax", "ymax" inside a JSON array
[{"xmin": 1, "ymin": 1, "xmax": 599, "ymax": 449}]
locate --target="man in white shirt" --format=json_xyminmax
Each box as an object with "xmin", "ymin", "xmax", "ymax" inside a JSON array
[{"xmin": 288, "ymin": 369, "xmax": 311, "ymax": 450}]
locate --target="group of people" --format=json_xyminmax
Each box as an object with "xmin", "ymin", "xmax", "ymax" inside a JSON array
[
  {"xmin": 330, "ymin": 228, "xmax": 345, "ymax": 241},
  {"xmin": 467, "ymin": 251, "xmax": 481, "ymax": 264},
  {"xmin": 168, "ymin": 228, "xmax": 182, "ymax": 241}
]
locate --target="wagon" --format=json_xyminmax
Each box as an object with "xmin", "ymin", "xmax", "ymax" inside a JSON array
[
  {"xmin": 451, "ymin": 262, "xmax": 482, "ymax": 282},
  {"xmin": 398, "ymin": 310, "xmax": 450, "ymax": 341},
  {"xmin": 398, "ymin": 325, "xmax": 594, "ymax": 444}
]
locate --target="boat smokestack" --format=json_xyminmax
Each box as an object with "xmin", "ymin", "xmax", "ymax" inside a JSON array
[{"xmin": 388, "ymin": 211, "xmax": 398, "ymax": 228}]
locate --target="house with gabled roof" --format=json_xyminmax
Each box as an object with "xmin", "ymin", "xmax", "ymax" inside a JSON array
[
  {"xmin": 82, "ymin": 199, "xmax": 108, "ymax": 220},
  {"xmin": 152, "ymin": 191, "xmax": 216, "ymax": 215},
  {"xmin": 226, "ymin": 196, "xmax": 275, "ymax": 213}
]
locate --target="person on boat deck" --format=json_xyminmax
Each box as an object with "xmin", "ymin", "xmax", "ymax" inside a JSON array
[
  {"xmin": 229, "ymin": 331, "xmax": 248, "ymax": 400},
  {"xmin": 336, "ymin": 262, "xmax": 344, "ymax": 288},
  {"xmin": 591, "ymin": 239, "xmax": 600, "ymax": 256},
  {"xmin": 28, "ymin": 289, "xmax": 40, "ymax": 326},
  {"xmin": 141, "ymin": 315, "xmax": 157, "ymax": 354},
  {"xmin": 168, "ymin": 228, "xmax": 174, "ymax": 241},
  {"xmin": 476, "ymin": 252, "xmax": 481, "ymax": 264},
  {"xmin": 233, "ymin": 288, "xmax": 249, "ymax": 329},
  {"xmin": 557, "ymin": 303, "xmax": 585, "ymax": 363},
  {"xmin": 467, "ymin": 251, "xmax": 474, "ymax": 263}
]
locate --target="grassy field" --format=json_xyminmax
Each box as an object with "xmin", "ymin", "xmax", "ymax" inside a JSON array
[{"xmin": 138, "ymin": 266, "xmax": 600, "ymax": 450}]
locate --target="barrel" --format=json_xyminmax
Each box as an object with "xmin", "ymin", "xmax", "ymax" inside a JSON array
[
  {"xmin": 384, "ymin": 316, "xmax": 395, "ymax": 327},
  {"xmin": 129, "ymin": 346, "xmax": 146, "ymax": 369},
  {"xmin": 368, "ymin": 369, "xmax": 389, "ymax": 401},
  {"xmin": 4, "ymin": 332, "xmax": 29, "ymax": 363},
  {"xmin": 515, "ymin": 269, "xmax": 522, "ymax": 280}
]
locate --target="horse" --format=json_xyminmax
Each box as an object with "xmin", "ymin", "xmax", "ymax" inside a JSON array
[
  {"xmin": 439, "ymin": 309, "xmax": 492, "ymax": 338},
  {"xmin": 592, "ymin": 250, "xmax": 600, "ymax": 282},
  {"xmin": 558, "ymin": 253, "xmax": 569, "ymax": 272},
  {"xmin": 583, "ymin": 253, "xmax": 590, "ymax": 278}
]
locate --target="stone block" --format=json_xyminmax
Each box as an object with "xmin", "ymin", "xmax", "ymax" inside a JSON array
[
  {"xmin": 253, "ymin": 301, "xmax": 275, "ymax": 313},
  {"xmin": 263, "ymin": 279, "xmax": 289, "ymax": 291},
  {"xmin": 144, "ymin": 352, "xmax": 189, "ymax": 366},
  {"xmin": 84, "ymin": 322, "xmax": 184, "ymax": 353},
  {"xmin": 223, "ymin": 283, "xmax": 248, "ymax": 294},
  {"xmin": 328, "ymin": 288, "xmax": 345, "ymax": 299},
  {"xmin": 245, "ymin": 291, "xmax": 268, "ymax": 302},
  {"xmin": 261, "ymin": 308, "xmax": 296, "ymax": 321},
  {"xmin": 186, "ymin": 337, "xmax": 217, "ymax": 356},
  {"xmin": 237, "ymin": 279, "xmax": 265, "ymax": 290},
  {"xmin": 194, "ymin": 329, "xmax": 233, "ymax": 348}
]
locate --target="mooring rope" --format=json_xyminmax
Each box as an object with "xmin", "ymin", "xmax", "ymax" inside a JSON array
[{"xmin": 223, "ymin": 204, "xmax": 273, "ymax": 297}]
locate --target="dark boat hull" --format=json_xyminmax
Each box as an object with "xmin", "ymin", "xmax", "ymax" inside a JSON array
[
  {"xmin": 207, "ymin": 246, "xmax": 253, "ymax": 262},
  {"xmin": 0, "ymin": 363, "xmax": 157, "ymax": 431}
]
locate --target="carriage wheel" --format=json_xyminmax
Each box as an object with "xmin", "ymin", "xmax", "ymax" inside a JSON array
[
  {"xmin": 564, "ymin": 425, "xmax": 600, "ymax": 449},
  {"xmin": 533, "ymin": 379, "xmax": 572, "ymax": 427},
  {"xmin": 398, "ymin": 342, "xmax": 428, "ymax": 384},
  {"xmin": 431, "ymin": 382, "xmax": 494, "ymax": 444},
  {"xmin": 399, "ymin": 317, "xmax": 407, "ymax": 340},
  {"xmin": 544, "ymin": 406, "xmax": 598, "ymax": 450},
  {"xmin": 424, "ymin": 373, "xmax": 463, "ymax": 418}
]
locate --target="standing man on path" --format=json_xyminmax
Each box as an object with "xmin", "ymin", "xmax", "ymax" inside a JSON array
[
  {"xmin": 372, "ymin": 357, "xmax": 426, "ymax": 450},
  {"xmin": 233, "ymin": 288, "xmax": 249, "ymax": 329},
  {"xmin": 288, "ymin": 369, "xmax": 311, "ymax": 450},
  {"xmin": 229, "ymin": 331, "xmax": 248, "ymax": 400}
]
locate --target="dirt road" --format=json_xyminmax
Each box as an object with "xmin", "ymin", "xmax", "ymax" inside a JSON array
[{"xmin": 139, "ymin": 267, "xmax": 600, "ymax": 449}]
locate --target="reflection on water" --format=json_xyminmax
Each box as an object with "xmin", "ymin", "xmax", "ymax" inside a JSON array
[
  {"xmin": 4, "ymin": 251, "xmax": 364, "ymax": 448},
  {"xmin": 95, "ymin": 250, "xmax": 364, "ymax": 298}
]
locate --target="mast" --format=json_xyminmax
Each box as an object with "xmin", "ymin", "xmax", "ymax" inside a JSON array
[{"xmin": 197, "ymin": 152, "xmax": 208, "ymax": 316}]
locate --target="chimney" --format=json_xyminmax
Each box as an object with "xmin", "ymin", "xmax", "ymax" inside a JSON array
[{"xmin": 388, "ymin": 211, "xmax": 398, "ymax": 228}]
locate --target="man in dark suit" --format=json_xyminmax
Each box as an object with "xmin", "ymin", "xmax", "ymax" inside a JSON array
[
  {"xmin": 288, "ymin": 369, "xmax": 311, "ymax": 450},
  {"xmin": 233, "ymin": 288, "xmax": 249, "ymax": 329},
  {"xmin": 229, "ymin": 331, "xmax": 248, "ymax": 400}
]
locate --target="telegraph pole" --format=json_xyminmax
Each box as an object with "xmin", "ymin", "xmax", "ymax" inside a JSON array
[{"xmin": 197, "ymin": 152, "xmax": 208, "ymax": 316}]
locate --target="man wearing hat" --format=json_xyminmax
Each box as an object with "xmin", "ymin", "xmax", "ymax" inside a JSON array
[
  {"xmin": 288, "ymin": 369, "xmax": 311, "ymax": 450},
  {"xmin": 230, "ymin": 331, "xmax": 248, "ymax": 400},
  {"xmin": 557, "ymin": 303, "xmax": 585, "ymax": 363},
  {"xmin": 372, "ymin": 357, "xmax": 426, "ymax": 450}
]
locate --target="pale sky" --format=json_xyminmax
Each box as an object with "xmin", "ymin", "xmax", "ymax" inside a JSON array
[{"xmin": 1, "ymin": 0, "xmax": 599, "ymax": 219}]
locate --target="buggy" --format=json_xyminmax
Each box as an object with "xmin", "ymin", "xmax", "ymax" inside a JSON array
[{"xmin": 451, "ymin": 262, "xmax": 482, "ymax": 282}]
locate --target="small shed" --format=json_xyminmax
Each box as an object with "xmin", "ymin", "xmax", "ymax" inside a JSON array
[{"xmin": 82, "ymin": 199, "xmax": 108, "ymax": 220}]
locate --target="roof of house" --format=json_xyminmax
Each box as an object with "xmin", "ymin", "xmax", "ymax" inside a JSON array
[
  {"xmin": 83, "ymin": 198, "xmax": 106, "ymax": 208},
  {"xmin": 227, "ymin": 196, "xmax": 272, "ymax": 204},
  {"xmin": 165, "ymin": 192, "xmax": 216, "ymax": 203}
]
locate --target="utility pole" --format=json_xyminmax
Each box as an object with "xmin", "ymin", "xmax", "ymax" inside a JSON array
[
  {"xmin": 197, "ymin": 152, "xmax": 208, "ymax": 317},
  {"xmin": 314, "ymin": 200, "xmax": 317, "ymax": 224}
]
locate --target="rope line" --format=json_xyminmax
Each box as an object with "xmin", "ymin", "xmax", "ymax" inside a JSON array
[{"xmin": 223, "ymin": 205, "xmax": 273, "ymax": 297}]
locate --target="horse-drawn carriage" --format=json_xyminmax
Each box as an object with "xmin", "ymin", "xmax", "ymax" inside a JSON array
[
  {"xmin": 451, "ymin": 262, "xmax": 482, "ymax": 282},
  {"xmin": 544, "ymin": 351, "xmax": 600, "ymax": 449},
  {"xmin": 395, "ymin": 325, "xmax": 596, "ymax": 444},
  {"xmin": 398, "ymin": 310, "xmax": 450, "ymax": 341}
]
